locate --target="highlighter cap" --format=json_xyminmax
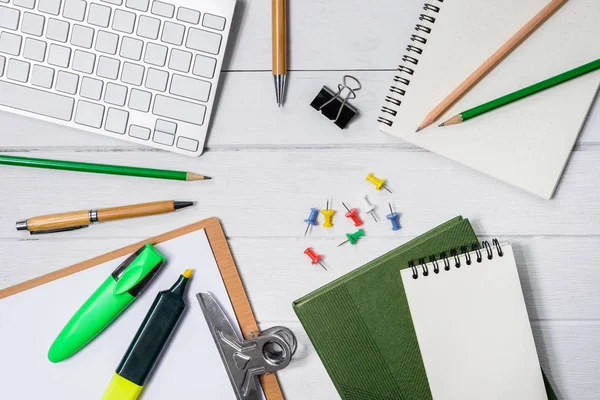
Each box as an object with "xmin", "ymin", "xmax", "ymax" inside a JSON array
[{"xmin": 112, "ymin": 243, "xmax": 167, "ymax": 297}]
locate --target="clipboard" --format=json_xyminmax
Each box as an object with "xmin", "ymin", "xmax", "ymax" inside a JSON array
[{"xmin": 0, "ymin": 217, "xmax": 285, "ymax": 400}]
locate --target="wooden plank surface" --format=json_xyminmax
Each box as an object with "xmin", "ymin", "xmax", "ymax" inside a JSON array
[{"xmin": 0, "ymin": 0, "xmax": 599, "ymax": 398}]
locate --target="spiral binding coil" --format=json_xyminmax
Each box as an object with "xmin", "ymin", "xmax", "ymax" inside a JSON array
[
  {"xmin": 377, "ymin": 0, "xmax": 444, "ymax": 127},
  {"xmin": 409, "ymin": 239, "xmax": 504, "ymax": 279}
]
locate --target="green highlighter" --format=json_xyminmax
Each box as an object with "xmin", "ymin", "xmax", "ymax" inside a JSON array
[{"xmin": 48, "ymin": 244, "xmax": 166, "ymax": 363}]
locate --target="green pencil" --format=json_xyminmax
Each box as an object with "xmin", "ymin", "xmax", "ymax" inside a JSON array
[
  {"xmin": 0, "ymin": 155, "xmax": 210, "ymax": 181},
  {"xmin": 439, "ymin": 58, "xmax": 600, "ymax": 127}
]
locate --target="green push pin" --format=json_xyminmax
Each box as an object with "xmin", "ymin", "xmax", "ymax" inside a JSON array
[{"xmin": 337, "ymin": 229, "xmax": 365, "ymax": 247}]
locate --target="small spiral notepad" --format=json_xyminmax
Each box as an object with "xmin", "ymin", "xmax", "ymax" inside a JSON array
[
  {"xmin": 377, "ymin": 0, "xmax": 600, "ymax": 199},
  {"xmin": 401, "ymin": 242, "xmax": 547, "ymax": 400}
]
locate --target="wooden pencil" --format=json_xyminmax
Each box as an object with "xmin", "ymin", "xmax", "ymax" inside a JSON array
[
  {"xmin": 416, "ymin": 0, "xmax": 568, "ymax": 132},
  {"xmin": 439, "ymin": 58, "xmax": 600, "ymax": 127}
]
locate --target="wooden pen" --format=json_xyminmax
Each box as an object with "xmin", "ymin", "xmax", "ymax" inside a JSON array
[
  {"xmin": 16, "ymin": 201, "xmax": 195, "ymax": 234},
  {"xmin": 272, "ymin": 0, "xmax": 287, "ymax": 106}
]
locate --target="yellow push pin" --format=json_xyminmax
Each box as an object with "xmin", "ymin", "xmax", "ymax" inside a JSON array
[
  {"xmin": 321, "ymin": 199, "xmax": 335, "ymax": 228},
  {"xmin": 365, "ymin": 173, "xmax": 392, "ymax": 193}
]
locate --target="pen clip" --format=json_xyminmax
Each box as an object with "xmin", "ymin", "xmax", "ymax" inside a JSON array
[{"xmin": 30, "ymin": 225, "xmax": 89, "ymax": 235}]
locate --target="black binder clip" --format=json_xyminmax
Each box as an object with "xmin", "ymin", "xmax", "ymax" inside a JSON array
[{"xmin": 310, "ymin": 75, "xmax": 361, "ymax": 129}]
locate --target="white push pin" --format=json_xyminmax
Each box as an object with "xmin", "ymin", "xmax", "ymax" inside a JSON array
[{"xmin": 360, "ymin": 195, "xmax": 378, "ymax": 222}]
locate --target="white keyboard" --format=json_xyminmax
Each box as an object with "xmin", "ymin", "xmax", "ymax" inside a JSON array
[{"xmin": 0, "ymin": 0, "xmax": 235, "ymax": 156}]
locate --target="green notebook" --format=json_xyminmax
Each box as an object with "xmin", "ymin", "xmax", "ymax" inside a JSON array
[{"xmin": 293, "ymin": 216, "xmax": 558, "ymax": 400}]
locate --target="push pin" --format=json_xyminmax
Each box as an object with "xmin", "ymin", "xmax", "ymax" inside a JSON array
[
  {"xmin": 304, "ymin": 248, "xmax": 327, "ymax": 270},
  {"xmin": 360, "ymin": 195, "xmax": 378, "ymax": 222},
  {"xmin": 320, "ymin": 199, "xmax": 335, "ymax": 228},
  {"xmin": 303, "ymin": 208, "xmax": 319, "ymax": 236},
  {"xmin": 341, "ymin": 202, "xmax": 363, "ymax": 227},
  {"xmin": 386, "ymin": 203, "xmax": 401, "ymax": 231},
  {"xmin": 365, "ymin": 173, "xmax": 392, "ymax": 193},
  {"xmin": 338, "ymin": 229, "xmax": 365, "ymax": 247},
  {"xmin": 310, "ymin": 75, "xmax": 361, "ymax": 129}
]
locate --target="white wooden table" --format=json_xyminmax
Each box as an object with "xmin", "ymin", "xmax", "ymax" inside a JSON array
[{"xmin": 1, "ymin": 0, "xmax": 598, "ymax": 398}]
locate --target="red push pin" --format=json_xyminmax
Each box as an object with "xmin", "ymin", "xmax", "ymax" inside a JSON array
[
  {"xmin": 304, "ymin": 248, "xmax": 327, "ymax": 270},
  {"xmin": 341, "ymin": 202, "xmax": 363, "ymax": 227}
]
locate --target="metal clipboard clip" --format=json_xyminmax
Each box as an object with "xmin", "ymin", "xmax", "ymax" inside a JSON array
[{"xmin": 197, "ymin": 293, "xmax": 297, "ymax": 400}]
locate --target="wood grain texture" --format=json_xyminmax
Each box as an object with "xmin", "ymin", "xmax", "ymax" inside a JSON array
[
  {"xmin": 0, "ymin": 0, "xmax": 598, "ymax": 398},
  {"xmin": 25, "ymin": 210, "xmax": 90, "ymax": 232},
  {"xmin": 97, "ymin": 201, "xmax": 175, "ymax": 222},
  {"xmin": 272, "ymin": 0, "xmax": 287, "ymax": 74}
]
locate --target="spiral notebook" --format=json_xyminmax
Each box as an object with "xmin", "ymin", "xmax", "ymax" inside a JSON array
[
  {"xmin": 293, "ymin": 216, "xmax": 558, "ymax": 399},
  {"xmin": 377, "ymin": 0, "xmax": 600, "ymax": 199},
  {"xmin": 402, "ymin": 243, "xmax": 546, "ymax": 400}
]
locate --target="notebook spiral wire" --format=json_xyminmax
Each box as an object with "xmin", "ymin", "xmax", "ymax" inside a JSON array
[
  {"xmin": 377, "ymin": 1, "xmax": 444, "ymax": 127},
  {"xmin": 409, "ymin": 239, "xmax": 504, "ymax": 279}
]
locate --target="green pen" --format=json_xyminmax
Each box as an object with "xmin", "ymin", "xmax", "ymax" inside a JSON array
[{"xmin": 48, "ymin": 244, "xmax": 166, "ymax": 363}]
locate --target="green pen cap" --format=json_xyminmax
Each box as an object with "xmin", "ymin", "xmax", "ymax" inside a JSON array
[{"xmin": 48, "ymin": 244, "xmax": 166, "ymax": 363}]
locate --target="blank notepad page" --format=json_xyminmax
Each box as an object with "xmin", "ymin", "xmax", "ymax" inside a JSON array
[{"xmin": 401, "ymin": 245, "xmax": 547, "ymax": 400}]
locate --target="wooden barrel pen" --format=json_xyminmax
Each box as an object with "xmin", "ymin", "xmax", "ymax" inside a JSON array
[{"xmin": 272, "ymin": 0, "xmax": 287, "ymax": 106}]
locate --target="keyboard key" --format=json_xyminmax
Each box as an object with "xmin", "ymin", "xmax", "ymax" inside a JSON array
[
  {"xmin": 0, "ymin": 55, "xmax": 5, "ymax": 76},
  {"xmin": 177, "ymin": 7, "xmax": 199, "ymax": 24},
  {"xmin": 137, "ymin": 15, "xmax": 160, "ymax": 39},
  {"xmin": 88, "ymin": 3, "xmax": 111, "ymax": 28},
  {"xmin": 168, "ymin": 48, "xmax": 191, "ymax": 72},
  {"xmin": 177, "ymin": 136, "xmax": 198, "ymax": 152},
  {"xmin": 31, "ymin": 64, "xmax": 54, "ymax": 88},
  {"xmin": 7, "ymin": 58, "xmax": 30, "ymax": 82},
  {"xmin": 38, "ymin": 0, "xmax": 61, "ymax": 15},
  {"xmin": 186, "ymin": 28, "xmax": 221, "ymax": 55},
  {"xmin": 105, "ymin": 107, "xmax": 129, "ymax": 134},
  {"xmin": 145, "ymin": 67, "xmax": 167, "ymax": 91},
  {"xmin": 21, "ymin": 12, "xmax": 45, "ymax": 36},
  {"xmin": 75, "ymin": 100, "xmax": 104, "ymax": 128},
  {"xmin": 128, "ymin": 88, "xmax": 151, "ymax": 111},
  {"xmin": 46, "ymin": 18, "xmax": 69, "ymax": 42},
  {"xmin": 119, "ymin": 36, "xmax": 142, "ymax": 60},
  {"xmin": 125, "ymin": 0, "xmax": 148, "ymax": 12},
  {"xmin": 192, "ymin": 54, "xmax": 216, "ymax": 78},
  {"xmin": 151, "ymin": 1, "xmax": 173, "ymax": 18},
  {"xmin": 23, "ymin": 37, "xmax": 46, "ymax": 61},
  {"xmin": 161, "ymin": 21, "xmax": 184, "ymax": 45},
  {"xmin": 14, "ymin": 0, "xmax": 35, "ymax": 9},
  {"xmin": 153, "ymin": 95, "xmax": 205, "ymax": 125},
  {"xmin": 80, "ymin": 76, "xmax": 103, "ymax": 100},
  {"xmin": 112, "ymin": 9, "xmax": 135, "ymax": 33},
  {"xmin": 95, "ymin": 30, "xmax": 119, "ymax": 54},
  {"xmin": 170, "ymin": 74, "xmax": 210, "ymax": 102},
  {"xmin": 0, "ymin": 31, "xmax": 22, "ymax": 55},
  {"xmin": 104, "ymin": 82, "xmax": 127, "ymax": 105},
  {"xmin": 63, "ymin": 0, "xmax": 86, "ymax": 21},
  {"xmin": 153, "ymin": 130, "xmax": 173, "ymax": 146},
  {"xmin": 0, "ymin": 6, "xmax": 20, "ymax": 30},
  {"xmin": 155, "ymin": 119, "xmax": 176, "ymax": 134},
  {"xmin": 97, "ymin": 55, "xmax": 119, "ymax": 79},
  {"xmin": 0, "ymin": 80, "xmax": 74, "ymax": 120},
  {"xmin": 72, "ymin": 49, "xmax": 95, "ymax": 73},
  {"xmin": 129, "ymin": 124, "xmax": 150, "ymax": 139},
  {"xmin": 47, "ymin": 43, "xmax": 70, "ymax": 67},
  {"xmin": 55, "ymin": 70, "xmax": 78, "ymax": 93},
  {"xmin": 202, "ymin": 13, "xmax": 225, "ymax": 31},
  {"xmin": 101, "ymin": 0, "xmax": 121, "ymax": 5},
  {"xmin": 144, "ymin": 42, "xmax": 166, "ymax": 66},
  {"xmin": 120, "ymin": 61, "xmax": 143, "ymax": 85},
  {"xmin": 71, "ymin": 24, "xmax": 94, "ymax": 48}
]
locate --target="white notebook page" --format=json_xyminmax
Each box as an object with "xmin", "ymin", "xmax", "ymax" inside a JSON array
[
  {"xmin": 0, "ymin": 230, "xmax": 261, "ymax": 399},
  {"xmin": 401, "ymin": 244, "xmax": 547, "ymax": 400},
  {"xmin": 379, "ymin": 0, "xmax": 600, "ymax": 199}
]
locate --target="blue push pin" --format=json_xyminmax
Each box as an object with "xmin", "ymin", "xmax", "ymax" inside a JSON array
[
  {"xmin": 304, "ymin": 207, "xmax": 319, "ymax": 236},
  {"xmin": 386, "ymin": 203, "xmax": 401, "ymax": 231}
]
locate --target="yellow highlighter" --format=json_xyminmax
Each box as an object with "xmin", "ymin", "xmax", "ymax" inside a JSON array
[{"xmin": 101, "ymin": 270, "xmax": 192, "ymax": 399}]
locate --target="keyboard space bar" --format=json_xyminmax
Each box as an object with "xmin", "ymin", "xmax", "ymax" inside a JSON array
[{"xmin": 0, "ymin": 81, "xmax": 75, "ymax": 121}]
